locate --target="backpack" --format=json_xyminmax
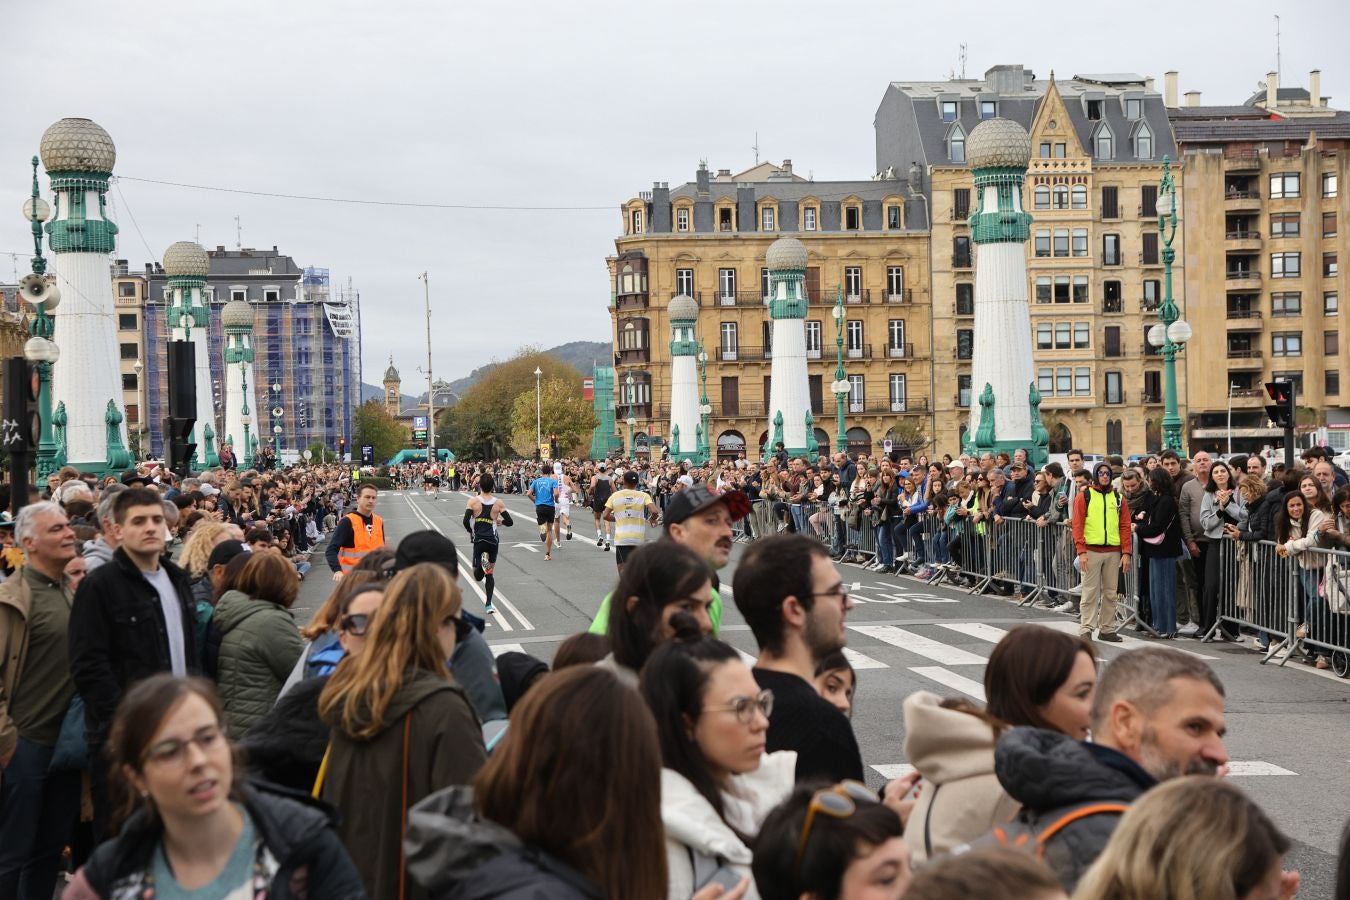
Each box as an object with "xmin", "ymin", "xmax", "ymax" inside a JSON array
[{"xmin": 983, "ymin": 801, "xmax": 1129, "ymax": 861}]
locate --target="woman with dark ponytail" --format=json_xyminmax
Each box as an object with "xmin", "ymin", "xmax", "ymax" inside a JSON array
[{"xmin": 641, "ymin": 626, "xmax": 795, "ymax": 899}]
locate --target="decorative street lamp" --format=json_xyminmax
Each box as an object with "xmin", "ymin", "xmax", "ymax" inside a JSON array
[
  {"xmin": 20, "ymin": 155, "xmax": 61, "ymax": 481},
  {"xmin": 238, "ymin": 359, "xmax": 253, "ymax": 468},
  {"xmin": 625, "ymin": 372, "xmax": 636, "ymax": 457},
  {"xmin": 1150, "ymin": 157, "xmax": 1189, "ymax": 453},
  {"xmin": 272, "ymin": 382, "xmax": 283, "ymax": 460},
  {"xmin": 830, "ymin": 285, "xmax": 849, "ymax": 453},
  {"xmin": 534, "ymin": 365, "xmax": 543, "ymax": 459},
  {"xmin": 697, "ymin": 343, "xmax": 711, "ymax": 463}
]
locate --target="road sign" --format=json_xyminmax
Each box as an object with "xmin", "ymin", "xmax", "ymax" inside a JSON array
[
  {"xmin": 540, "ymin": 443, "xmax": 551, "ymax": 460},
  {"xmin": 412, "ymin": 415, "xmax": 429, "ymax": 445},
  {"xmin": 361, "ymin": 444, "xmax": 374, "ymax": 465},
  {"xmin": 883, "ymin": 439, "xmax": 893, "ymax": 453}
]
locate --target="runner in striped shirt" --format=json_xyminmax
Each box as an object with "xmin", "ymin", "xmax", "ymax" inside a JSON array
[{"xmin": 603, "ymin": 470, "xmax": 659, "ymax": 572}]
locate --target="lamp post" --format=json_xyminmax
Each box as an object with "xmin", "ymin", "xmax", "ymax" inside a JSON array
[
  {"xmin": 697, "ymin": 344, "xmax": 711, "ymax": 462},
  {"xmin": 830, "ymin": 284, "xmax": 848, "ymax": 453},
  {"xmin": 19, "ymin": 155, "xmax": 61, "ymax": 481},
  {"xmin": 238, "ymin": 359, "xmax": 253, "ymax": 468},
  {"xmin": 534, "ymin": 366, "xmax": 543, "ymax": 459},
  {"xmin": 1151, "ymin": 156, "xmax": 1190, "ymax": 453},
  {"xmin": 625, "ymin": 372, "xmax": 636, "ymax": 457},
  {"xmin": 271, "ymin": 382, "xmax": 283, "ymax": 462}
]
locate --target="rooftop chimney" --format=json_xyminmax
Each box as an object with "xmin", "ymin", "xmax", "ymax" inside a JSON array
[
  {"xmin": 781, "ymin": 158, "xmax": 793, "ymax": 173},
  {"xmin": 1185, "ymin": 90, "xmax": 1201, "ymax": 107},
  {"xmin": 1310, "ymin": 69, "xmax": 1322, "ymax": 107},
  {"xmin": 1164, "ymin": 71, "xmax": 1179, "ymax": 108},
  {"xmin": 1266, "ymin": 71, "xmax": 1278, "ymax": 109},
  {"xmin": 145, "ymin": 263, "xmax": 154, "ymax": 275},
  {"xmin": 696, "ymin": 162, "xmax": 710, "ymax": 196}
]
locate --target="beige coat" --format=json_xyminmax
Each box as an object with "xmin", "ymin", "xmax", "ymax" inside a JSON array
[{"xmin": 902, "ymin": 691, "xmax": 1021, "ymax": 863}]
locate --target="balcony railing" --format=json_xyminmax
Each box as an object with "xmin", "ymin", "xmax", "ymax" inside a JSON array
[
  {"xmin": 716, "ymin": 346, "xmax": 766, "ymax": 362},
  {"xmin": 1142, "ymin": 393, "xmax": 1162, "ymax": 404},
  {"xmin": 716, "ymin": 290, "xmax": 770, "ymax": 307},
  {"xmin": 1226, "ymin": 308, "xmax": 1262, "ymax": 321},
  {"xmin": 1225, "ymin": 230, "xmax": 1260, "ymax": 240},
  {"xmin": 845, "ymin": 399, "xmax": 931, "ymax": 414},
  {"xmin": 1102, "ymin": 297, "xmax": 1124, "ymax": 314},
  {"xmin": 1225, "ymin": 189, "xmax": 1260, "ymax": 201},
  {"xmin": 1226, "ymin": 270, "xmax": 1261, "ymax": 281},
  {"xmin": 669, "ymin": 290, "xmax": 703, "ymax": 304},
  {"xmin": 955, "ymin": 301, "xmax": 974, "ymax": 317},
  {"xmin": 1227, "ymin": 348, "xmax": 1263, "ymax": 360},
  {"xmin": 885, "ymin": 290, "xmax": 911, "ymax": 304},
  {"xmin": 616, "ymin": 293, "xmax": 650, "ymax": 311},
  {"xmin": 887, "ymin": 343, "xmax": 917, "ymax": 359},
  {"xmin": 952, "ymin": 254, "xmax": 973, "ymax": 269},
  {"xmin": 845, "ymin": 344, "xmax": 873, "ymax": 360}
]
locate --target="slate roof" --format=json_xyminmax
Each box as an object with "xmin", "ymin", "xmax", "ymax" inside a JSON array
[
  {"xmin": 1244, "ymin": 86, "xmax": 1312, "ymax": 106},
  {"xmin": 1172, "ymin": 110, "xmax": 1350, "ymax": 143},
  {"xmin": 875, "ymin": 67, "xmax": 1177, "ymax": 182},
  {"xmin": 668, "ymin": 179, "xmax": 912, "ymax": 203},
  {"xmin": 1167, "ymin": 105, "xmax": 1273, "ymax": 120}
]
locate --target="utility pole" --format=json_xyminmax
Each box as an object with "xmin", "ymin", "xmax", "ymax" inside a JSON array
[{"xmin": 420, "ymin": 272, "xmax": 435, "ymax": 461}]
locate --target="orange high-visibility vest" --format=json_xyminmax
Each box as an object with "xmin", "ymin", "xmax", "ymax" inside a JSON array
[{"xmin": 338, "ymin": 512, "xmax": 386, "ymax": 571}]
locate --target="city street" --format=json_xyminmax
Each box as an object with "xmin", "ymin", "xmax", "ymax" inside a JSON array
[{"xmin": 296, "ymin": 488, "xmax": 1350, "ymax": 896}]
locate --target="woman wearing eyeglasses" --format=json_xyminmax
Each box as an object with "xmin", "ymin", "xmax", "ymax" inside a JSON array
[
  {"xmin": 641, "ymin": 634, "xmax": 793, "ymax": 899},
  {"xmin": 752, "ymin": 781, "xmax": 909, "ymax": 900},
  {"xmin": 63, "ymin": 675, "xmax": 364, "ymax": 899},
  {"xmin": 318, "ymin": 563, "xmax": 486, "ymax": 900}
]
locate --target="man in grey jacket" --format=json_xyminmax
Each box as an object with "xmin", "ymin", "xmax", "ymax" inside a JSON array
[
  {"xmin": 80, "ymin": 485, "xmax": 127, "ymax": 573},
  {"xmin": 1174, "ymin": 451, "xmax": 1211, "ymax": 636},
  {"xmin": 993, "ymin": 646, "xmax": 1229, "ymax": 892}
]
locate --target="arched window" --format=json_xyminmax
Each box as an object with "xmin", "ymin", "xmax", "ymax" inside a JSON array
[
  {"xmin": 948, "ymin": 126, "xmax": 966, "ymax": 164},
  {"xmin": 1034, "ymin": 185, "xmax": 1051, "ymax": 209},
  {"xmin": 716, "ymin": 430, "xmax": 746, "ymax": 461},
  {"xmin": 1053, "ymin": 186, "xmax": 1069, "ymax": 209},
  {"xmin": 1145, "ymin": 419, "xmax": 1162, "ymax": 453},
  {"xmin": 1071, "ymin": 185, "xmax": 1088, "ymax": 209},
  {"xmin": 813, "ymin": 428, "xmax": 831, "ymax": 457},
  {"xmin": 1094, "ymin": 124, "xmax": 1115, "ymax": 160},
  {"xmin": 1048, "ymin": 422, "xmax": 1073, "ymax": 454},
  {"xmin": 846, "ymin": 426, "xmax": 872, "ymax": 456},
  {"xmin": 1106, "ymin": 420, "xmax": 1123, "ymax": 456},
  {"xmin": 1134, "ymin": 122, "xmax": 1154, "ymax": 160}
]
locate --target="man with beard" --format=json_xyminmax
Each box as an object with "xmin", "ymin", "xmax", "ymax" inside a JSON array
[
  {"xmin": 992, "ymin": 646, "xmax": 1229, "ymax": 892},
  {"xmin": 733, "ymin": 534, "xmax": 862, "ymax": 783}
]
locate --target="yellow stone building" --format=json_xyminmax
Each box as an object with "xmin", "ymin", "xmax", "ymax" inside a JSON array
[
  {"xmin": 609, "ymin": 161, "xmax": 933, "ymax": 460},
  {"xmin": 877, "ymin": 66, "xmax": 1184, "ymax": 455},
  {"xmin": 112, "ymin": 261, "xmax": 150, "ymax": 457},
  {"xmin": 1170, "ymin": 69, "xmax": 1350, "ymax": 451}
]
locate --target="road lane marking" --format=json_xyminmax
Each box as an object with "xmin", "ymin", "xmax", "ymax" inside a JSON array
[
  {"xmin": 1226, "ymin": 761, "xmax": 1298, "ymax": 777},
  {"xmin": 1038, "ymin": 621, "xmax": 1217, "ymax": 660},
  {"xmin": 908, "ymin": 666, "xmax": 987, "ymax": 700},
  {"xmin": 488, "ymin": 643, "xmax": 527, "ymax": 657},
  {"xmin": 871, "ymin": 764, "xmax": 916, "ymax": 781},
  {"xmin": 842, "ymin": 648, "xmax": 889, "ymax": 670},
  {"xmin": 848, "ymin": 625, "xmax": 987, "ymax": 665},
  {"xmin": 936, "ymin": 622, "xmax": 1011, "ymax": 643}
]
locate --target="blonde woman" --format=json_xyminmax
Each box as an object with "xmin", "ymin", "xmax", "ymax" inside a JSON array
[
  {"xmin": 1074, "ymin": 777, "xmax": 1296, "ymax": 900},
  {"xmin": 318, "ymin": 563, "xmax": 486, "ymax": 900}
]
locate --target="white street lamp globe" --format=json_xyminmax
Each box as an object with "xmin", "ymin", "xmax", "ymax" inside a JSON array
[
  {"xmin": 627, "ymin": 416, "xmax": 637, "ymax": 428},
  {"xmin": 23, "ymin": 336, "xmax": 58, "ymax": 363},
  {"xmin": 1167, "ymin": 320, "xmax": 1193, "ymax": 345},
  {"xmin": 273, "ymin": 425, "xmax": 282, "ymax": 434},
  {"xmin": 272, "ymin": 383, "xmax": 281, "ymax": 392},
  {"xmin": 1147, "ymin": 324, "xmax": 1167, "ymax": 348},
  {"xmin": 272, "ymin": 406, "xmax": 283, "ymax": 417},
  {"xmin": 699, "ymin": 404, "xmax": 712, "ymax": 416},
  {"xmin": 534, "ymin": 367, "xmax": 542, "ymax": 377},
  {"xmin": 303, "ymin": 450, "xmax": 313, "ymax": 460},
  {"xmin": 1155, "ymin": 189, "xmax": 1174, "ymax": 217},
  {"xmin": 831, "ymin": 305, "xmax": 843, "ymax": 321},
  {"xmin": 698, "ymin": 351, "xmax": 708, "ymax": 364},
  {"xmin": 22, "ymin": 197, "xmax": 51, "ymax": 223},
  {"xmin": 241, "ymin": 414, "xmax": 252, "ymax": 426}
]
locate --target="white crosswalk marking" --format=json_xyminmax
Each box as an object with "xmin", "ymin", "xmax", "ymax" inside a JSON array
[
  {"xmin": 871, "ymin": 764, "xmax": 916, "ymax": 781},
  {"xmin": 842, "ymin": 648, "xmax": 889, "ymax": 670},
  {"xmin": 849, "ymin": 625, "xmax": 987, "ymax": 665},
  {"xmin": 1038, "ymin": 620, "xmax": 1217, "ymax": 660},
  {"xmin": 908, "ymin": 666, "xmax": 987, "ymax": 700},
  {"xmin": 736, "ymin": 649, "xmax": 758, "ymax": 667},
  {"xmin": 488, "ymin": 643, "xmax": 526, "ymax": 657},
  {"xmin": 936, "ymin": 622, "xmax": 1012, "ymax": 643}
]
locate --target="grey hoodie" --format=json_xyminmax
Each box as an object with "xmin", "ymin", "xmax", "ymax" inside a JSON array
[
  {"xmin": 404, "ymin": 786, "xmax": 601, "ymax": 900},
  {"xmin": 81, "ymin": 536, "xmax": 115, "ymax": 572}
]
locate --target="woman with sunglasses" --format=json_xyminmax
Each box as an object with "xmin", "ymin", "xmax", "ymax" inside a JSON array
[
  {"xmin": 642, "ymin": 633, "xmax": 792, "ymax": 899},
  {"xmin": 752, "ymin": 781, "xmax": 909, "ymax": 900},
  {"xmin": 64, "ymin": 675, "xmax": 363, "ymax": 899},
  {"xmin": 318, "ymin": 563, "xmax": 486, "ymax": 900},
  {"xmin": 287, "ymin": 548, "xmax": 397, "ymax": 687}
]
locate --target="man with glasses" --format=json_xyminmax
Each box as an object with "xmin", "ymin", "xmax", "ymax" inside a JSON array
[{"xmin": 733, "ymin": 534, "xmax": 862, "ymax": 782}]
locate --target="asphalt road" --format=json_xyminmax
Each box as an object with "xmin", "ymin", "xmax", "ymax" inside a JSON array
[{"xmin": 295, "ymin": 488, "xmax": 1350, "ymax": 894}]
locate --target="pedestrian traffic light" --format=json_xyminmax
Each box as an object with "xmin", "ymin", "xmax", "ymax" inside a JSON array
[
  {"xmin": 550, "ymin": 433, "xmax": 559, "ymax": 459},
  {"xmin": 1264, "ymin": 380, "xmax": 1296, "ymax": 429},
  {"xmin": 164, "ymin": 415, "xmax": 196, "ymax": 477},
  {"xmin": 3, "ymin": 357, "xmax": 40, "ymax": 453},
  {"xmin": 339, "ymin": 437, "xmax": 347, "ymax": 459}
]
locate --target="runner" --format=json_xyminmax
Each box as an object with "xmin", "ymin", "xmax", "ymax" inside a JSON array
[
  {"xmin": 326, "ymin": 481, "xmax": 384, "ymax": 581},
  {"xmin": 558, "ymin": 474, "xmax": 575, "ymax": 542},
  {"xmin": 604, "ymin": 469, "xmax": 659, "ymax": 572},
  {"xmin": 526, "ymin": 467, "xmax": 560, "ymax": 561},
  {"xmin": 423, "ymin": 462, "xmax": 440, "ymax": 497},
  {"xmin": 462, "ymin": 473, "xmax": 513, "ymax": 614},
  {"xmin": 590, "ymin": 461, "xmax": 615, "ymax": 550}
]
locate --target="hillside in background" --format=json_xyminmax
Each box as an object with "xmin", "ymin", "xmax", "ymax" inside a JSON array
[{"xmin": 361, "ymin": 340, "xmax": 609, "ymax": 407}]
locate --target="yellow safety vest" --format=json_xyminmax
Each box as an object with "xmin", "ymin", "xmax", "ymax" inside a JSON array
[{"xmin": 1082, "ymin": 489, "xmax": 1121, "ymax": 547}]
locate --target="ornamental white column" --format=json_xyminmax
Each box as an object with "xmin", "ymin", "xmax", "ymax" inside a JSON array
[
  {"xmin": 667, "ymin": 294, "xmax": 701, "ymax": 460},
  {"xmin": 163, "ymin": 241, "xmax": 216, "ymax": 468},
  {"xmin": 764, "ymin": 237, "xmax": 812, "ymax": 458},
  {"xmin": 40, "ymin": 118, "xmax": 128, "ymax": 472},
  {"xmin": 964, "ymin": 118, "xmax": 1048, "ymax": 463},
  {"xmin": 221, "ymin": 299, "xmax": 257, "ymax": 465}
]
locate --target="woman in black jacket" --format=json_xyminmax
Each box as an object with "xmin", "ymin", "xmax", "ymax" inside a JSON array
[
  {"xmin": 1134, "ymin": 468, "xmax": 1185, "ymax": 637},
  {"xmin": 65, "ymin": 675, "xmax": 364, "ymax": 899},
  {"xmin": 1234, "ymin": 475, "xmax": 1279, "ymax": 651}
]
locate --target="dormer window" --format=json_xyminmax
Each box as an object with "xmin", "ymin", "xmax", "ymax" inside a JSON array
[
  {"xmin": 676, "ymin": 207, "xmax": 690, "ymax": 232},
  {"xmin": 803, "ymin": 207, "xmax": 817, "ymax": 231},
  {"xmin": 845, "ymin": 206, "xmax": 861, "ymax": 230},
  {"xmin": 761, "ymin": 207, "xmax": 775, "ymax": 231},
  {"xmin": 948, "ymin": 125, "xmax": 966, "ymax": 164},
  {"xmin": 1093, "ymin": 123, "xmax": 1115, "ymax": 160},
  {"xmin": 1134, "ymin": 122, "xmax": 1154, "ymax": 160},
  {"xmin": 1087, "ymin": 99, "xmax": 1103, "ymax": 120},
  {"xmin": 941, "ymin": 100, "xmax": 958, "ymax": 122},
  {"xmin": 980, "ymin": 100, "xmax": 997, "ymax": 119},
  {"xmin": 631, "ymin": 209, "xmax": 643, "ymax": 234},
  {"xmin": 1125, "ymin": 97, "xmax": 1142, "ymax": 119}
]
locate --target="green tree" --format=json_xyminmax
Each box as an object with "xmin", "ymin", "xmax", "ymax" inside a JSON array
[
  {"xmin": 307, "ymin": 440, "xmax": 332, "ymax": 463},
  {"xmin": 509, "ymin": 376, "xmax": 598, "ymax": 457},
  {"xmin": 441, "ymin": 347, "xmax": 586, "ymax": 460},
  {"xmin": 351, "ymin": 399, "xmax": 405, "ymax": 464}
]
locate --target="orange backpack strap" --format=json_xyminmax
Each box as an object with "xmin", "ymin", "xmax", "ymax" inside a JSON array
[{"xmin": 1033, "ymin": 802, "xmax": 1130, "ymax": 858}]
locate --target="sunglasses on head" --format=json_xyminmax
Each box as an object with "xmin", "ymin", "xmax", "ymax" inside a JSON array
[{"xmin": 795, "ymin": 781, "xmax": 877, "ymax": 874}]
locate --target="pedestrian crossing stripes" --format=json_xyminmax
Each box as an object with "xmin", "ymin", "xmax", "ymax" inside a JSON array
[
  {"xmin": 872, "ymin": 761, "xmax": 1300, "ymax": 780},
  {"xmin": 847, "ymin": 625, "xmax": 987, "ymax": 666},
  {"xmin": 489, "ymin": 643, "xmax": 527, "ymax": 657}
]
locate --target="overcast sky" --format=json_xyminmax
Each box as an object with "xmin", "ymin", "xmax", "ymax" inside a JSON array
[{"xmin": 2, "ymin": 0, "xmax": 1343, "ymax": 388}]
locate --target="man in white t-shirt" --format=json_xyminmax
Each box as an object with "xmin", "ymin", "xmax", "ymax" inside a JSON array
[{"xmin": 603, "ymin": 470, "xmax": 658, "ymax": 571}]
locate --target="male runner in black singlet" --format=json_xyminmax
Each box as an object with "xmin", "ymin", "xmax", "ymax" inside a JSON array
[{"xmin": 462, "ymin": 473, "xmax": 513, "ymax": 613}]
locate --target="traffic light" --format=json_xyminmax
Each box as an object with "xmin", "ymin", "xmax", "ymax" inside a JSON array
[
  {"xmin": 164, "ymin": 416, "xmax": 196, "ymax": 476},
  {"xmin": 338, "ymin": 438, "xmax": 347, "ymax": 459},
  {"xmin": 3, "ymin": 357, "xmax": 39, "ymax": 453},
  {"xmin": 550, "ymin": 433, "xmax": 559, "ymax": 460},
  {"xmin": 1264, "ymin": 380, "xmax": 1296, "ymax": 429}
]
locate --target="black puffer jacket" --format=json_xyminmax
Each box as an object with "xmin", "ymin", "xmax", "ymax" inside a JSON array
[
  {"xmin": 994, "ymin": 727, "xmax": 1156, "ymax": 892},
  {"xmin": 1239, "ymin": 489, "xmax": 1281, "ymax": 543},
  {"xmin": 240, "ymin": 675, "xmax": 331, "ymax": 793},
  {"xmin": 68, "ymin": 781, "xmax": 365, "ymax": 899},
  {"xmin": 404, "ymin": 786, "xmax": 602, "ymax": 900}
]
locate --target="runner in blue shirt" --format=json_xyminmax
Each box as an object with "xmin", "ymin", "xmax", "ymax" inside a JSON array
[{"xmin": 527, "ymin": 471, "xmax": 560, "ymax": 560}]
